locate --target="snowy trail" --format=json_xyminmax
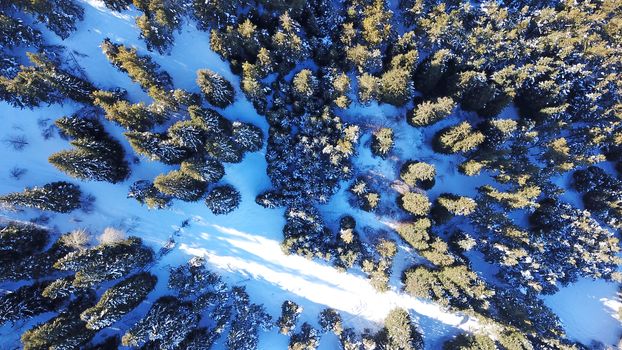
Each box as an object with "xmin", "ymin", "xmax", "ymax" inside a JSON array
[{"xmin": 180, "ymin": 223, "xmax": 482, "ymax": 329}]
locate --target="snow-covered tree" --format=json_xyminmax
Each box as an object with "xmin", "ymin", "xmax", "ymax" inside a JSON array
[
  {"xmin": 288, "ymin": 322, "xmax": 319, "ymax": 350},
  {"xmin": 0, "ymin": 181, "xmax": 82, "ymax": 213},
  {"xmin": 21, "ymin": 291, "xmax": 97, "ymax": 350},
  {"xmin": 277, "ymin": 300, "xmax": 302, "ymax": 335},
  {"xmin": 125, "ymin": 131, "xmax": 190, "ymax": 164},
  {"xmin": 169, "ymin": 257, "xmax": 222, "ymax": 298},
  {"xmin": 80, "ymin": 272, "xmax": 157, "ymax": 330},
  {"xmin": 0, "ymin": 282, "xmax": 64, "ymax": 325},
  {"xmin": 128, "ymin": 179, "xmax": 172, "ymax": 209},
  {"xmin": 0, "ymin": 222, "xmax": 48, "ymax": 263},
  {"xmin": 54, "ymin": 236, "xmax": 154, "ymax": 288},
  {"xmin": 205, "ymin": 184, "xmax": 241, "ymax": 215},
  {"xmin": 181, "ymin": 156, "xmax": 225, "ymax": 183},
  {"xmin": 197, "ymin": 69, "xmax": 235, "ymax": 108},
  {"xmin": 154, "ymin": 169, "xmax": 206, "ymax": 202},
  {"xmin": 121, "ymin": 296, "xmax": 202, "ymax": 349},
  {"xmin": 232, "ymin": 121, "xmax": 263, "ymax": 152},
  {"xmin": 375, "ymin": 308, "xmax": 424, "ymax": 350},
  {"xmin": 226, "ymin": 286, "xmax": 272, "ymax": 350}
]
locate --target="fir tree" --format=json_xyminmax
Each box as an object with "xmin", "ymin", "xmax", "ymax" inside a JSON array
[
  {"xmin": 371, "ymin": 127, "xmax": 394, "ymax": 158},
  {"xmin": 128, "ymin": 180, "xmax": 172, "ymax": 209},
  {"xmin": 0, "ymin": 281, "xmax": 64, "ymax": 325},
  {"xmin": 399, "ymin": 192, "xmax": 431, "ymax": 216},
  {"xmin": 400, "ymin": 161, "xmax": 436, "ymax": 189},
  {"xmin": 277, "ymin": 300, "xmax": 302, "ymax": 335},
  {"xmin": 196, "ymin": 69, "xmax": 235, "ymax": 108},
  {"xmin": 54, "ymin": 236, "xmax": 154, "ymax": 288},
  {"xmin": 180, "ymin": 157, "xmax": 225, "ymax": 183},
  {"xmin": 80, "ymin": 272, "xmax": 157, "ymax": 330},
  {"xmin": 205, "ymin": 184, "xmax": 241, "ymax": 215},
  {"xmin": 153, "ymin": 169, "xmax": 206, "ymax": 202},
  {"xmin": 21, "ymin": 291, "xmax": 97, "ymax": 350},
  {"xmin": 232, "ymin": 121, "xmax": 264, "ymax": 152},
  {"xmin": 0, "ymin": 181, "xmax": 82, "ymax": 213},
  {"xmin": 375, "ymin": 308, "xmax": 424, "ymax": 350},
  {"xmin": 435, "ymin": 122, "xmax": 485, "ymax": 154},
  {"xmin": 408, "ymin": 97, "xmax": 456, "ymax": 126}
]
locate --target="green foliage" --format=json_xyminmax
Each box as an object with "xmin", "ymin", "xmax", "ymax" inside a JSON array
[
  {"xmin": 54, "ymin": 236, "xmax": 153, "ymax": 288},
  {"xmin": 0, "ymin": 181, "xmax": 82, "ymax": 213},
  {"xmin": 435, "ymin": 122, "xmax": 485, "ymax": 154},
  {"xmin": 197, "ymin": 69, "xmax": 235, "ymax": 108},
  {"xmin": 153, "ymin": 169, "xmax": 206, "ymax": 201},
  {"xmin": 379, "ymin": 67, "xmax": 413, "ymax": 106},
  {"xmin": 400, "ymin": 161, "xmax": 436, "ymax": 189},
  {"xmin": 399, "ymin": 192, "xmax": 431, "ymax": 216},
  {"xmin": 205, "ymin": 184, "xmax": 241, "ymax": 215},
  {"xmin": 408, "ymin": 97, "xmax": 456, "ymax": 126},
  {"xmin": 80, "ymin": 272, "xmax": 156, "ymax": 330}
]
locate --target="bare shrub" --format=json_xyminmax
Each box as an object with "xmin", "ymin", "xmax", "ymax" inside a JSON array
[
  {"xmin": 98, "ymin": 227, "xmax": 126, "ymax": 245},
  {"xmin": 60, "ymin": 228, "xmax": 92, "ymax": 250}
]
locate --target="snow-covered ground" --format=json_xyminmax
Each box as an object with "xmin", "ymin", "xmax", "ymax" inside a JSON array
[{"xmin": 0, "ymin": 1, "xmax": 620, "ymax": 348}]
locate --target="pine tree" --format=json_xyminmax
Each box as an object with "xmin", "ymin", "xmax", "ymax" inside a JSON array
[
  {"xmin": 408, "ymin": 97, "xmax": 456, "ymax": 126},
  {"xmin": 0, "ymin": 222, "xmax": 49, "ymax": 263},
  {"xmin": 442, "ymin": 333, "xmax": 496, "ymax": 350},
  {"xmin": 80, "ymin": 272, "xmax": 157, "ymax": 330},
  {"xmin": 205, "ymin": 184, "xmax": 241, "ymax": 215},
  {"xmin": 289, "ymin": 322, "xmax": 319, "ymax": 350},
  {"xmin": 169, "ymin": 257, "xmax": 222, "ymax": 299},
  {"xmin": 197, "ymin": 69, "xmax": 235, "ymax": 108},
  {"xmin": 168, "ymin": 119, "xmax": 207, "ymax": 152},
  {"xmin": 92, "ymin": 90, "xmax": 160, "ymax": 131},
  {"xmin": 399, "ymin": 192, "xmax": 431, "ymax": 216},
  {"xmin": 435, "ymin": 122, "xmax": 485, "ymax": 154},
  {"xmin": 432, "ymin": 194, "xmax": 477, "ymax": 223},
  {"xmin": 318, "ymin": 308, "xmax": 343, "ymax": 335},
  {"xmin": 371, "ymin": 127, "xmax": 394, "ymax": 158},
  {"xmin": 101, "ymin": 0, "xmax": 131, "ymax": 11},
  {"xmin": 125, "ymin": 131, "xmax": 190, "ymax": 164},
  {"xmin": 127, "ymin": 180, "xmax": 172, "ymax": 209},
  {"xmin": 0, "ymin": 282, "xmax": 64, "ymax": 325},
  {"xmin": 54, "ymin": 236, "xmax": 154, "ymax": 288},
  {"xmin": 21, "ymin": 291, "xmax": 96, "ymax": 350},
  {"xmin": 414, "ymin": 49, "xmax": 455, "ymax": 95},
  {"xmin": 180, "ymin": 157, "xmax": 225, "ymax": 183},
  {"xmin": 0, "ymin": 181, "xmax": 82, "ymax": 213},
  {"xmin": 226, "ymin": 286, "xmax": 272, "ymax": 350},
  {"xmin": 0, "ymin": 13, "xmax": 41, "ymax": 49},
  {"xmin": 232, "ymin": 121, "xmax": 264, "ymax": 152},
  {"xmin": 154, "ymin": 169, "xmax": 206, "ymax": 201},
  {"xmin": 277, "ymin": 300, "xmax": 302, "ymax": 335},
  {"xmin": 379, "ymin": 67, "xmax": 413, "ymax": 106},
  {"xmin": 400, "ymin": 161, "xmax": 436, "ymax": 189},
  {"xmin": 11, "ymin": 0, "xmax": 84, "ymax": 39},
  {"xmin": 376, "ymin": 308, "xmax": 424, "ymax": 350},
  {"xmin": 121, "ymin": 296, "xmax": 203, "ymax": 348}
]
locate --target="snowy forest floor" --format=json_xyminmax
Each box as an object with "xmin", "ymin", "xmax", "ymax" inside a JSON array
[{"xmin": 0, "ymin": 1, "xmax": 620, "ymax": 348}]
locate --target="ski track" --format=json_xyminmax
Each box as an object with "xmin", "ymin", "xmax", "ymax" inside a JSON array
[{"xmin": 0, "ymin": 0, "xmax": 619, "ymax": 348}]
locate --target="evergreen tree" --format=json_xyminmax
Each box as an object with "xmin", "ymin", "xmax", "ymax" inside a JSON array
[
  {"xmin": 226, "ymin": 286, "xmax": 272, "ymax": 350},
  {"xmin": 318, "ymin": 308, "xmax": 343, "ymax": 335},
  {"xmin": 442, "ymin": 333, "xmax": 496, "ymax": 350},
  {"xmin": 180, "ymin": 157, "xmax": 225, "ymax": 183},
  {"xmin": 0, "ymin": 13, "xmax": 41, "ymax": 49},
  {"xmin": 376, "ymin": 308, "xmax": 424, "ymax": 350},
  {"xmin": 80, "ymin": 272, "xmax": 157, "ymax": 330},
  {"xmin": 400, "ymin": 161, "xmax": 436, "ymax": 189},
  {"xmin": 399, "ymin": 192, "xmax": 431, "ymax": 216},
  {"xmin": 232, "ymin": 121, "xmax": 264, "ymax": 152},
  {"xmin": 101, "ymin": 0, "xmax": 132, "ymax": 11},
  {"xmin": 168, "ymin": 119, "xmax": 207, "ymax": 152},
  {"xmin": 414, "ymin": 49, "xmax": 455, "ymax": 95},
  {"xmin": 205, "ymin": 184, "xmax": 241, "ymax": 215},
  {"xmin": 0, "ymin": 222, "xmax": 48, "ymax": 263},
  {"xmin": 11, "ymin": 0, "xmax": 84, "ymax": 39},
  {"xmin": 0, "ymin": 181, "xmax": 82, "ymax": 213},
  {"xmin": 92, "ymin": 90, "xmax": 160, "ymax": 131},
  {"xmin": 371, "ymin": 127, "xmax": 394, "ymax": 159},
  {"xmin": 196, "ymin": 69, "xmax": 235, "ymax": 108},
  {"xmin": 128, "ymin": 180, "xmax": 172, "ymax": 209},
  {"xmin": 168, "ymin": 257, "xmax": 222, "ymax": 299},
  {"xmin": 0, "ymin": 281, "xmax": 64, "ymax": 325},
  {"xmin": 21, "ymin": 291, "xmax": 97, "ymax": 350},
  {"xmin": 153, "ymin": 169, "xmax": 206, "ymax": 202},
  {"xmin": 435, "ymin": 122, "xmax": 485, "ymax": 154},
  {"xmin": 379, "ymin": 67, "xmax": 413, "ymax": 106},
  {"xmin": 121, "ymin": 296, "xmax": 203, "ymax": 348},
  {"xmin": 277, "ymin": 300, "xmax": 302, "ymax": 335},
  {"xmin": 54, "ymin": 236, "xmax": 154, "ymax": 288},
  {"xmin": 125, "ymin": 131, "xmax": 190, "ymax": 164},
  {"xmin": 101, "ymin": 39, "xmax": 172, "ymax": 91},
  {"xmin": 408, "ymin": 97, "xmax": 456, "ymax": 126},
  {"xmin": 432, "ymin": 194, "xmax": 477, "ymax": 223},
  {"xmin": 289, "ymin": 322, "xmax": 319, "ymax": 350}
]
